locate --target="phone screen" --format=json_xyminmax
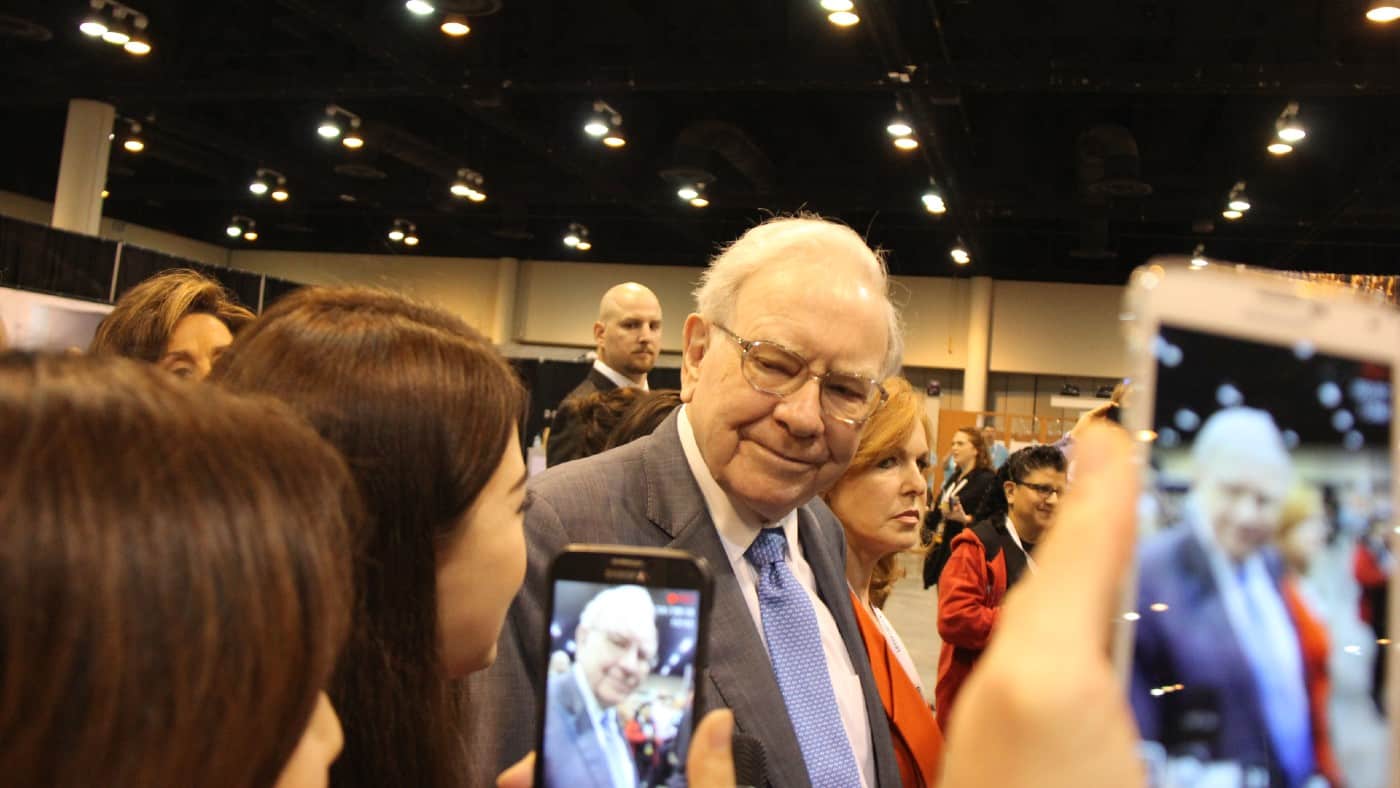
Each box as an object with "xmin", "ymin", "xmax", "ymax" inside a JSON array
[
  {"xmin": 539, "ymin": 578, "xmax": 702, "ymax": 788},
  {"xmin": 1131, "ymin": 323, "xmax": 1392, "ymax": 787}
]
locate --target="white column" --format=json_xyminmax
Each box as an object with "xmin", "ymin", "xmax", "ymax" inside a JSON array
[
  {"xmin": 490, "ymin": 257, "xmax": 520, "ymax": 345},
  {"xmin": 51, "ymin": 99, "xmax": 115, "ymax": 236},
  {"xmin": 963, "ymin": 276, "xmax": 994, "ymax": 414}
]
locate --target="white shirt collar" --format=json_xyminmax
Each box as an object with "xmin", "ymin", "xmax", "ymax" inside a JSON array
[
  {"xmin": 676, "ymin": 405, "xmax": 798, "ymax": 562},
  {"xmin": 571, "ymin": 662, "xmax": 608, "ymax": 720},
  {"xmin": 1003, "ymin": 515, "xmax": 1038, "ymax": 574},
  {"xmin": 592, "ymin": 358, "xmax": 648, "ymax": 391}
]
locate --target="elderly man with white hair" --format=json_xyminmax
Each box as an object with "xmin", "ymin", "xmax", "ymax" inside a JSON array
[
  {"xmin": 471, "ymin": 215, "xmax": 903, "ymax": 787},
  {"xmin": 542, "ymin": 586, "xmax": 658, "ymax": 788},
  {"xmin": 1131, "ymin": 407, "xmax": 1329, "ymax": 788}
]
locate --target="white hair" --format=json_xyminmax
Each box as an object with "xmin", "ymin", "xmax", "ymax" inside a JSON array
[
  {"xmin": 1191, "ymin": 407, "xmax": 1292, "ymax": 474},
  {"xmin": 578, "ymin": 584, "xmax": 657, "ymax": 633},
  {"xmin": 693, "ymin": 215, "xmax": 904, "ymax": 377}
]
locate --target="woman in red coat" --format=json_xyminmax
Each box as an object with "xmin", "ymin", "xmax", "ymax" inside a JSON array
[{"xmin": 825, "ymin": 377, "xmax": 945, "ymax": 787}]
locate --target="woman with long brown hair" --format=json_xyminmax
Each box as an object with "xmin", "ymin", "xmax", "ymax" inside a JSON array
[
  {"xmin": 0, "ymin": 352, "xmax": 356, "ymax": 788},
  {"xmin": 824, "ymin": 377, "xmax": 944, "ymax": 787},
  {"xmin": 923, "ymin": 425, "xmax": 998, "ymax": 587},
  {"xmin": 90, "ymin": 268, "xmax": 254, "ymax": 380},
  {"xmin": 213, "ymin": 287, "xmax": 530, "ymax": 788}
]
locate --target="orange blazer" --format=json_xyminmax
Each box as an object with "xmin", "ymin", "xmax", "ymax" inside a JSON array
[
  {"xmin": 851, "ymin": 590, "xmax": 944, "ymax": 788},
  {"xmin": 1281, "ymin": 579, "xmax": 1342, "ymax": 787}
]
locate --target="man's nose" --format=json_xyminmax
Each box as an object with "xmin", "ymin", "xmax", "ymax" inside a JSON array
[{"xmin": 773, "ymin": 376, "xmax": 825, "ymax": 437}]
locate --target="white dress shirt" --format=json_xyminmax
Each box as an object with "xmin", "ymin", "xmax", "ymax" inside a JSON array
[
  {"xmin": 677, "ymin": 406, "xmax": 875, "ymax": 788},
  {"xmin": 593, "ymin": 358, "xmax": 648, "ymax": 391}
]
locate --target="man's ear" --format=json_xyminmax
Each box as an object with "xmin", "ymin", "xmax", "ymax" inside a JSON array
[
  {"xmin": 679, "ymin": 314, "xmax": 708, "ymax": 404},
  {"xmin": 1004, "ymin": 479, "xmax": 1017, "ymax": 502},
  {"xmin": 592, "ymin": 320, "xmax": 606, "ymax": 350}
]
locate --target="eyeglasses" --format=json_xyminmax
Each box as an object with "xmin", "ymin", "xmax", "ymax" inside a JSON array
[
  {"xmin": 1013, "ymin": 480, "xmax": 1064, "ymax": 499},
  {"xmin": 712, "ymin": 323, "xmax": 887, "ymax": 425}
]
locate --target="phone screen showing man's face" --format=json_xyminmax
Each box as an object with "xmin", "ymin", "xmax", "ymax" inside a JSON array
[
  {"xmin": 539, "ymin": 580, "xmax": 701, "ymax": 788},
  {"xmin": 1131, "ymin": 323, "xmax": 1392, "ymax": 787}
]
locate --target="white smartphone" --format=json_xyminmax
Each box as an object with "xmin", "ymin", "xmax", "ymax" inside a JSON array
[{"xmin": 1116, "ymin": 259, "xmax": 1400, "ymax": 788}]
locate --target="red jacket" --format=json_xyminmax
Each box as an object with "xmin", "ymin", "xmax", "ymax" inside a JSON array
[
  {"xmin": 934, "ymin": 520, "xmax": 1028, "ymax": 732},
  {"xmin": 1281, "ymin": 579, "xmax": 1342, "ymax": 786}
]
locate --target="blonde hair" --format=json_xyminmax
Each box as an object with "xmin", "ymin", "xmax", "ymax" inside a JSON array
[
  {"xmin": 90, "ymin": 269, "xmax": 254, "ymax": 362},
  {"xmin": 693, "ymin": 214, "xmax": 904, "ymax": 377},
  {"xmin": 825, "ymin": 377, "xmax": 932, "ymax": 607}
]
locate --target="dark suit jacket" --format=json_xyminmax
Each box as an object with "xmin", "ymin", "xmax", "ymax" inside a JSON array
[
  {"xmin": 546, "ymin": 368, "xmax": 618, "ymax": 467},
  {"xmin": 468, "ymin": 410, "xmax": 901, "ymax": 787},
  {"xmin": 922, "ymin": 466, "xmax": 998, "ymax": 587},
  {"xmin": 1130, "ymin": 524, "xmax": 1301, "ymax": 784},
  {"xmin": 541, "ymin": 669, "xmax": 633, "ymax": 788}
]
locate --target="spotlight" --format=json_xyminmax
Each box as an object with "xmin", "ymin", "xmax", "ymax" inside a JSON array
[
  {"xmin": 123, "ymin": 35, "xmax": 151, "ymax": 55},
  {"xmin": 80, "ymin": 1, "xmax": 107, "ymax": 37},
  {"xmin": 1225, "ymin": 181, "xmax": 1250, "ymax": 214},
  {"xmin": 893, "ymin": 137, "xmax": 919, "ymax": 151},
  {"xmin": 121, "ymin": 120, "xmax": 144, "ymax": 153},
  {"xmin": 1228, "ymin": 197, "xmax": 1250, "ymax": 212},
  {"xmin": 249, "ymin": 168, "xmax": 289, "ymax": 201},
  {"xmin": 564, "ymin": 222, "xmax": 590, "ymax": 250},
  {"xmin": 225, "ymin": 215, "xmax": 255, "ymax": 241},
  {"xmin": 921, "ymin": 186, "xmax": 946, "ymax": 215},
  {"xmin": 886, "ymin": 121, "xmax": 913, "ymax": 137},
  {"xmin": 820, "ymin": 0, "xmax": 854, "ymax": 9},
  {"xmin": 101, "ymin": 14, "xmax": 130, "ymax": 45},
  {"xmin": 689, "ymin": 196, "xmax": 710, "ymax": 208},
  {"xmin": 101, "ymin": 188, "xmax": 109, "ymax": 199},
  {"xmin": 1222, "ymin": 209, "xmax": 1243, "ymax": 221},
  {"xmin": 405, "ymin": 0, "xmax": 435, "ymax": 15},
  {"xmin": 1190, "ymin": 244, "xmax": 1208, "ymax": 269},
  {"xmin": 450, "ymin": 168, "xmax": 487, "ymax": 202},
  {"xmin": 680, "ymin": 183, "xmax": 710, "ymax": 207},
  {"xmin": 950, "ymin": 239, "xmax": 970, "ymax": 265},
  {"xmin": 388, "ymin": 219, "xmax": 417, "ymax": 245},
  {"xmin": 677, "ymin": 186, "xmax": 699, "ymax": 200},
  {"xmin": 1267, "ymin": 142, "xmax": 1294, "ymax": 156},
  {"xmin": 341, "ymin": 119, "xmax": 364, "ymax": 149},
  {"xmin": 828, "ymin": 10, "xmax": 860, "ymax": 25},
  {"xmin": 1367, "ymin": 1, "xmax": 1400, "ymax": 22},
  {"xmin": 440, "ymin": 15, "xmax": 470, "ymax": 36},
  {"xmin": 317, "ymin": 119, "xmax": 342, "ymax": 139},
  {"xmin": 1275, "ymin": 102, "xmax": 1306, "ymax": 144},
  {"xmin": 585, "ymin": 101, "xmax": 625, "ymax": 147}
]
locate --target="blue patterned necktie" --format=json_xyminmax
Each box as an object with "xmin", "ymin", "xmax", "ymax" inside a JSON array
[{"xmin": 744, "ymin": 527, "xmax": 863, "ymax": 787}]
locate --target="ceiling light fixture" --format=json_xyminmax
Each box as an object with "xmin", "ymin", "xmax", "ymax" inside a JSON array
[
  {"xmin": 405, "ymin": 0, "xmax": 435, "ymax": 16},
  {"xmin": 440, "ymin": 15, "xmax": 470, "ymax": 36},
  {"xmin": 828, "ymin": 10, "xmax": 860, "ymax": 25},
  {"xmin": 450, "ymin": 168, "xmax": 487, "ymax": 202},
  {"xmin": 388, "ymin": 219, "xmax": 418, "ymax": 246},
  {"xmin": 584, "ymin": 101, "xmax": 626, "ymax": 148},
  {"xmin": 101, "ymin": 13, "xmax": 130, "ymax": 45},
  {"xmin": 225, "ymin": 215, "xmax": 256, "ymax": 242},
  {"xmin": 893, "ymin": 137, "xmax": 919, "ymax": 151},
  {"xmin": 1275, "ymin": 101, "xmax": 1306, "ymax": 145},
  {"xmin": 1226, "ymin": 180, "xmax": 1251, "ymax": 212},
  {"xmin": 79, "ymin": 1, "xmax": 108, "ymax": 37},
  {"xmin": 248, "ymin": 167, "xmax": 290, "ymax": 201},
  {"xmin": 820, "ymin": 0, "xmax": 854, "ymax": 10},
  {"xmin": 120, "ymin": 119, "xmax": 144, "ymax": 153},
  {"xmin": 81, "ymin": 1, "xmax": 152, "ymax": 54},
  {"xmin": 317, "ymin": 105, "xmax": 363, "ymax": 147},
  {"xmin": 677, "ymin": 186, "xmax": 699, "ymax": 200},
  {"xmin": 1367, "ymin": 1, "xmax": 1400, "ymax": 22},
  {"xmin": 1190, "ymin": 244, "xmax": 1209, "ymax": 269},
  {"xmin": 680, "ymin": 183, "xmax": 710, "ymax": 208},
  {"xmin": 564, "ymin": 222, "xmax": 591, "ymax": 251},
  {"xmin": 922, "ymin": 182, "xmax": 947, "ymax": 215},
  {"xmin": 1221, "ymin": 209, "xmax": 1244, "ymax": 221},
  {"xmin": 1267, "ymin": 142, "xmax": 1294, "ymax": 156},
  {"xmin": 886, "ymin": 121, "xmax": 913, "ymax": 137},
  {"xmin": 341, "ymin": 118, "xmax": 364, "ymax": 149},
  {"xmin": 950, "ymin": 239, "xmax": 971, "ymax": 265}
]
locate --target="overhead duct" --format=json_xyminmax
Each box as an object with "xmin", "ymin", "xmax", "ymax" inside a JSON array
[
  {"xmin": 1072, "ymin": 124, "xmax": 1152, "ymax": 260},
  {"xmin": 660, "ymin": 120, "xmax": 778, "ymax": 195}
]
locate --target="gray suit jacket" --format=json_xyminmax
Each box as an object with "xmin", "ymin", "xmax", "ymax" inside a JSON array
[
  {"xmin": 468, "ymin": 410, "xmax": 902, "ymax": 787},
  {"xmin": 541, "ymin": 669, "xmax": 633, "ymax": 788}
]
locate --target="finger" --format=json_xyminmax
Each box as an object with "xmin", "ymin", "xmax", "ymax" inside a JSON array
[
  {"xmin": 686, "ymin": 709, "xmax": 736, "ymax": 788},
  {"xmin": 1000, "ymin": 424, "xmax": 1139, "ymax": 649},
  {"xmin": 495, "ymin": 752, "xmax": 535, "ymax": 788}
]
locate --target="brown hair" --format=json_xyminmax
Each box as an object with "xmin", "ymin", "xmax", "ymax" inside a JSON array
[
  {"xmin": 0, "ymin": 352, "xmax": 355, "ymax": 788},
  {"xmin": 89, "ymin": 268, "xmax": 255, "ymax": 361},
  {"xmin": 826, "ymin": 377, "xmax": 933, "ymax": 608},
  {"xmin": 955, "ymin": 425, "xmax": 994, "ymax": 473},
  {"xmin": 1278, "ymin": 484, "xmax": 1325, "ymax": 573},
  {"xmin": 563, "ymin": 386, "xmax": 647, "ymax": 458},
  {"xmin": 605, "ymin": 389, "xmax": 683, "ymax": 451},
  {"xmin": 210, "ymin": 287, "xmax": 525, "ymax": 788}
]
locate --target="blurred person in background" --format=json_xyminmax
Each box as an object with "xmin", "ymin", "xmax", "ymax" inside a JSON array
[
  {"xmin": 923, "ymin": 426, "xmax": 998, "ymax": 588},
  {"xmin": 824, "ymin": 376, "xmax": 945, "ymax": 788},
  {"xmin": 936, "ymin": 445, "xmax": 1066, "ymax": 732},
  {"xmin": 89, "ymin": 268, "xmax": 254, "ymax": 381},
  {"xmin": 0, "ymin": 353, "xmax": 355, "ymax": 788}
]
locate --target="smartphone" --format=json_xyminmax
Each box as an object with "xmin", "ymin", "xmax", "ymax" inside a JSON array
[
  {"xmin": 533, "ymin": 545, "xmax": 713, "ymax": 788},
  {"xmin": 1116, "ymin": 259, "xmax": 1399, "ymax": 788}
]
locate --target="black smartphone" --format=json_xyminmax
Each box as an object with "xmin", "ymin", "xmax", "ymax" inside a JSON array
[{"xmin": 533, "ymin": 545, "xmax": 713, "ymax": 788}]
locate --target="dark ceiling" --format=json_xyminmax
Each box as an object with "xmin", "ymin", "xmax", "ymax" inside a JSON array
[{"xmin": 3, "ymin": 0, "xmax": 1400, "ymax": 284}]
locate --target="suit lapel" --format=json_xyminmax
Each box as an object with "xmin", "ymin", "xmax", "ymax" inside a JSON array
[
  {"xmin": 558, "ymin": 672, "xmax": 622, "ymax": 788},
  {"xmin": 639, "ymin": 414, "xmax": 811, "ymax": 787}
]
